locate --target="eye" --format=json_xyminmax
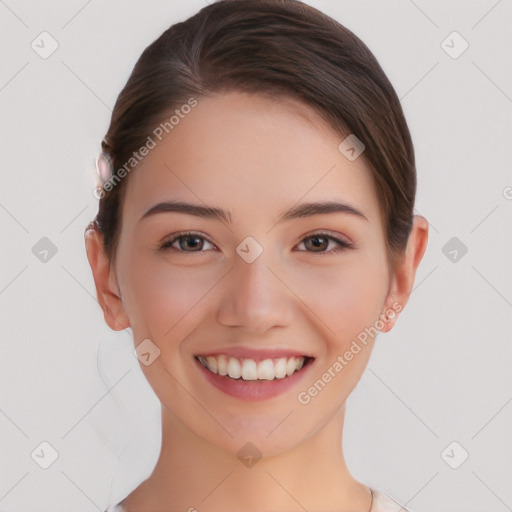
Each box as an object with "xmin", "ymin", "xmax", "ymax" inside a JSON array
[
  {"xmin": 296, "ymin": 232, "xmax": 353, "ymax": 254},
  {"xmin": 158, "ymin": 231, "xmax": 353, "ymax": 254},
  {"xmin": 159, "ymin": 232, "xmax": 216, "ymax": 252}
]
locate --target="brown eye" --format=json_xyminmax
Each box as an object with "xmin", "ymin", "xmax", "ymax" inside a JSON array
[
  {"xmin": 297, "ymin": 233, "xmax": 353, "ymax": 254},
  {"xmin": 305, "ymin": 235, "xmax": 329, "ymax": 252},
  {"xmin": 159, "ymin": 232, "xmax": 215, "ymax": 252},
  {"xmin": 177, "ymin": 235, "xmax": 204, "ymax": 251}
]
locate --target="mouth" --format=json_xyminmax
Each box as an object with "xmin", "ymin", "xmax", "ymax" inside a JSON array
[
  {"xmin": 194, "ymin": 354, "xmax": 314, "ymax": 381},
  {"xmin": 193, "ymin": 351, "xmax": 315, "ymax": 400}
]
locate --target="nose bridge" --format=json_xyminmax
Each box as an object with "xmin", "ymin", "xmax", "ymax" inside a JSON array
[{"xmin": 216, "ymin": 245, "xmax": 292, "ymax": 332}]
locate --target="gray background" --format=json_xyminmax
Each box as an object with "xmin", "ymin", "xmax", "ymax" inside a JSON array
[{"xmin": 1, "ymin": 0, "xmax": 511, "ymax": 510}]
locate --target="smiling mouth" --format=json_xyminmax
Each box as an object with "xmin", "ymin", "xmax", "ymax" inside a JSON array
[{"xmin": 195, "ymin": 354, "xmax": 314, "ymax": 381}]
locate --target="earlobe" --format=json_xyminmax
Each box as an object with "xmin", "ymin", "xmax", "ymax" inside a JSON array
[
  {"xmin": 378, "ymin": 215, "xmax": 429, "ymax": 334},
  {"xmin": 84, "ymin": 226, "xmax": 130, "ymax": 331},
  {"xmin": 378, "ymin": 294, "xmax": 402, "ymax": 333}
]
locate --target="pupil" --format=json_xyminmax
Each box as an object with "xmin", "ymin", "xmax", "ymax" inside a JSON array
[
  {"xmin": 181, "ymin": 236, "xmax": 202, "ymax": 250},
  {"xmin": 308, "ymin": 236, "xmax": 327, "ymax": 251}
]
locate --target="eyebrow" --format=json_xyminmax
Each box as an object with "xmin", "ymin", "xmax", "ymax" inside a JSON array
[{"xmin": 139, "ymin": 200, "xmax": 368, "ymax": 224}]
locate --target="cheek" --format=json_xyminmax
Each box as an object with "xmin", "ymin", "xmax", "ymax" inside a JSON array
[
  {"xmin": 291, "ymin": 254, "xmax": 389, "ymax": 346},
  {"xmin": 119, "ymin": 250, "xmax": 222, "ymax": 341}
]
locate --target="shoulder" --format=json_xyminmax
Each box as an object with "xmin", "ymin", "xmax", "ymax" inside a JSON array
[
  {"xmin": 370, "ymin": 488, "xmax": 413, "ymax": 512},
  {"xmin": 107, "ymin": 489, "xmax": 409, "ymax": 512}
]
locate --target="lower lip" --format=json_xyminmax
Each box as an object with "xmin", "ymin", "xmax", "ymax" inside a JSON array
[{"xmin": 195, "ymin": 358, "xmax": 313, "ymax": 401}]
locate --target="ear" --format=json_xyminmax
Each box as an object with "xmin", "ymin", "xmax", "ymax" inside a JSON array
[
  {"xmin": 84, "ymin": 224, "xmax": 130, "ymax": 331},
  {"xmin": 379, "ymin": 215, "xmax": 429, "ymax": 333}
]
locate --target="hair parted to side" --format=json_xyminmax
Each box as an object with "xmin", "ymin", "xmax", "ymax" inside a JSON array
[{"xmin": 87, "ymin": 0, "xmax": 417, "ymax": 268}]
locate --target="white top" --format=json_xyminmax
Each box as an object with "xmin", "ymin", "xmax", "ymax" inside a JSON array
[
  {"xmin": 370, "ymin": 488, "xmax": 412, "ymax": 511},
  {"xmin": 106, "ymin": 488, "xmax": 411, "ymax": 511}
]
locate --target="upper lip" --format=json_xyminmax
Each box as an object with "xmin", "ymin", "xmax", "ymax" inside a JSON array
[{"xmin": 194, "ymin": 347, "xmax": 315, "ymax": 360}]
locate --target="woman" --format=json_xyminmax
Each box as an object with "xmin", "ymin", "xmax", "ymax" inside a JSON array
[{"xmin": 85, "ymin": 1, "xmax": 428, "ymax": 510}]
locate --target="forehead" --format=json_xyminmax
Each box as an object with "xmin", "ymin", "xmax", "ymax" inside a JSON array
[{"xmin": 122, "ymin": 91, "xmax": 380, "ymax": 226}]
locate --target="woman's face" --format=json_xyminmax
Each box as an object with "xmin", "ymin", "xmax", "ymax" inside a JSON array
[{"xmin": 111, "ymin": 91, "xmax": 395, "ymax": 455}]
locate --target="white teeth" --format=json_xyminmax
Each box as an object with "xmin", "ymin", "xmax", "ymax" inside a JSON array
[
  {"xmin": 217, "ymin": 354, "xmax": 228, "ymax": 376},
  {"xmin": 198, "ymin": 354, "xmax": 307, "ymax": 381},
  {"xmin": 206, "ymin": 356, "xmax": 217, "ymax": 374},
  {"xmin": 241, "ymin": 359, "xmax": 258, "ymax": 381},
  {"xmin": 286, "ymin": 357, "xmax": 297, "ymax": 376},
  {"xmin": 227, "ymin": 357, "xmax": 241, "ymax": 379},
  {"xmin": 257, "ymin": 359, "xmax": 275, "ymax": 380},
  {"xmin": 274, "ymin": 358, "xmax": 287, "ymax": 379}
]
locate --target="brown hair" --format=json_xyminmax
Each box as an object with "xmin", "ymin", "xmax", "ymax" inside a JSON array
[{"xmin": 88, "ymin": 0, "xmax": 416, "ymax": 268}]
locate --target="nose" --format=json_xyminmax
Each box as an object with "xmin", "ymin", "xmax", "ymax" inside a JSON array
[{"xmin": 216, "ymin": 250, "xmax": 294, "ymax": 333}]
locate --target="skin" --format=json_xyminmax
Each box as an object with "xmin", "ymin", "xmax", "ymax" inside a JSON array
[{"xmin": 85, "ymin": 91, "xmax": 428, "ymax": 512}]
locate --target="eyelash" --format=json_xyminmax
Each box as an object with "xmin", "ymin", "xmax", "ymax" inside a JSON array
[{"xmin": 158, "ymin": 231, "xmax": 354, "ymax": 254}]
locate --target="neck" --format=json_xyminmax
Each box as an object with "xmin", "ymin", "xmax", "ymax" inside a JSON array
[{"xmin": 121, "ymin": 405, "xmax": 371, "ymax": 512}]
